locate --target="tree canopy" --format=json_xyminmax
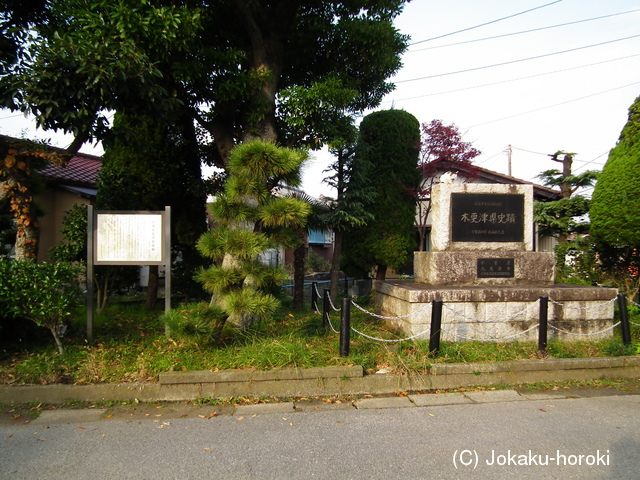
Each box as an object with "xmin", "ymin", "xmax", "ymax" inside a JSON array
[
  {"xmin": 342, "ymin": 109, "xmax": 420, "ymax": 280},
  {"xmin": 4, "ymin": 0, "xmax": 409, "ymax": 163}
]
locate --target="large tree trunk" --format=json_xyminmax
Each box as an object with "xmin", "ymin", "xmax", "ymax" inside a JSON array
[
  {"xmin": 146, "ymin": 265, "xmax": 159, "ymax": 311},
  {"xmin": 14, "ymin": 215, "xmax": 39, "ymax": 261},
  {"xmin": 1, "ymin": 176, "xmax": 40, "ymax": 261}
]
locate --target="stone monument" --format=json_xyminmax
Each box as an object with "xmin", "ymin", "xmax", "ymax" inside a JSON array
[{"xmin": 374, "ymin": 183, "xmax": 618, "ymax": 342}]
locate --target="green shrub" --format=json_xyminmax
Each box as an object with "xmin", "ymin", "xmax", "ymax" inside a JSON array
[
  {"xmin": 0, "ymin": 259, "xmax": 82, "ymax": 354},
  {"xmin": 305, "ymin": 251, "xmax": 330, "ymax": 274},
  {"xmin": 160, "ymin": 302, "xmax": 227, "ymax": 342},
  {"xmin": 602, "ymin": 340, "xmax": 635, "ymax": 357}
]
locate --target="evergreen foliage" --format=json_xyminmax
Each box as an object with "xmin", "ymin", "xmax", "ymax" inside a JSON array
[
  {"xmin": 590, "ymin": 95, "xmax": 640, "ymax": 296},
  {"xmin": 0, "ymin": 259, "xmax": 81, "ymax": 354},
  {"xmin": 196, "ymin": 140, "xmax": 310, "ymax": 330},
  {"xmin": 342, "ymin": 109, "xmax": 421, "ymax": 279},
  {"xmin": 590, "ymin": 95, "xmax": 640, "ymax": 248},
  {"xmin": 5, "ymin": 0, "xmax": 408, "ymax": 164},
  {"xmin": 96, "ymin": 112, "xmax": 208, "ymax": 306}
]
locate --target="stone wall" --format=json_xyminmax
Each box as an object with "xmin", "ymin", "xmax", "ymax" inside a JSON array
[{"xmin": 374, "ymin": 280, "xmax": 618, "ymax": 342}]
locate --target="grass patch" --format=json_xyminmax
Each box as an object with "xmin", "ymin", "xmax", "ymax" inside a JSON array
[{"xmin": 1, "ymin": 298, "xmax": 638, "ymax": 385}]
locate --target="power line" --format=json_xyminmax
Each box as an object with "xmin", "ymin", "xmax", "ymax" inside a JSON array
[
  {"xmin": 408, "ymin": 8, "xmax": 640, "ymax": 52},
  {"xmin": 469, "ymin": 81, "xmax": 640, "ymax": 128},
  {"xmin": 512, "ymin": 147, "xmax": 606, "ymax": 167},
  {"xmin": 397, "ymin": 34, "xmax": 640, "ymax": 84},
  {"xmin": 475, "ymin": 148, "xmax": 506, "ymax": 166},
  {"xmin": 573, "ymin": 151, "xmax": 608, "ymax": 172},
  {"xmin": 384, "ymin": 53, "xmax": 640, "ymax": 104},
  {"xmin": 512, "ymin": 147, "xmax": 549, "ymax": 156},
  {"xmin": 409, "ymin": 0, "xmax": 565, "ymax": 46},
  {"xmin": 0, "ymin": 112, "xmax": 27, "ymax": 121}
]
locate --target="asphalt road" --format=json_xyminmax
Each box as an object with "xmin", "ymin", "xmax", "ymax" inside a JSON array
[{"xmin": 1, "ymin": 393, "xmax": 639, "ymax": 480}]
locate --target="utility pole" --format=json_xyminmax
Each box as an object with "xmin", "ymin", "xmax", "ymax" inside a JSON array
[{"xmin": 506, "ymin": 144, "xmax": 512, "ymax": 176}]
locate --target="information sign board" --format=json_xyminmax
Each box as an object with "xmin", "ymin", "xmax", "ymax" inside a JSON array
[{"xmin": 94, "ymin": 211, "xmax": 165, "ymax": 265}]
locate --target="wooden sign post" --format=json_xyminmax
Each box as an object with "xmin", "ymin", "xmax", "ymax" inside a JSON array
[{"xmin": 86, "ymin": 206, "xmax": 171, "ymax": 342}]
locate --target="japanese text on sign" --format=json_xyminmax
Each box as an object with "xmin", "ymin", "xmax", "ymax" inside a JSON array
[{"xmin": 95, "ymin": 213, "xmax": 164, "ymax": 264}]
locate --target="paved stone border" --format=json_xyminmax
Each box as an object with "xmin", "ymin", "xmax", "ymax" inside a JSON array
[
  {"xmin": 1, "ymin": 356, "xmax": 639, "ymax": 405},
  {"xmin": 16, "ymin": 387, "xmax": 640, "ymax": 426}
]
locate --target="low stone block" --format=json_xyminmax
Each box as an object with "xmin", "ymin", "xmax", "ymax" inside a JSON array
[
  {"xmin": 234, "ymin": 402, "xmax": 295, "ymax": 416},
  {"xmin": 355, "ymin": 396, "xmax": 415, "ymax": 409},
  {"xmin": 463, "ymin": 390, "xmax": 524, "ymax": 403},
  {"xmin": 408, "ymin": 392, "xmax": 473, "ymax": 407}
]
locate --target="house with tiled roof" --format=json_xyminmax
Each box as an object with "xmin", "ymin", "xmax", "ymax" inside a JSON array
[{"xmin": 36, "ymin": 148, "xmax": 101, "ymax": 261}]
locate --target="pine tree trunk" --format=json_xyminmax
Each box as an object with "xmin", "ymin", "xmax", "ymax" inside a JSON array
[
  {"xmin": 376, "ymin": 264, "xmax": 387, "ymax": 281},
  {"xmin": 292, "ymin": 241, "xmax": 306, "ymax": 309},
  {"xmin": 329, "ymin": 229, "xmax": 343, "ymax": 303}
]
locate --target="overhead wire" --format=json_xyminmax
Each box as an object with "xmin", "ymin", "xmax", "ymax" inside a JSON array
[
  {"xmin": 408, "ymin": 8, "xmax": 640, "ymax": 52},
  {"xmin": 409, "ymin": 0, "xmax": 565, "ymax": 46},
  {"xmin": 383, "ymin": 53, "xmax": 640, "ymax": 104},
  {"xmin": 511, "ymin": 147, "xmax": 606, "ymax": 167},
  {"xmin": 468, "ymin": 81, "xmax": 640, "ymax": 128},
  {"xmin": 396, "ymin": 34, "xmax": 640, "ymax": 84}
]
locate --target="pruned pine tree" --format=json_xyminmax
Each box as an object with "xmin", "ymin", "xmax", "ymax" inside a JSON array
[{"xmin": 196, "ymin": 141, "xmax": 311, "ymax": 329}]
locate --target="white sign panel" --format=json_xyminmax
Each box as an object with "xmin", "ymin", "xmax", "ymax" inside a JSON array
[{"xmin": 95, "ymin": 212, "xmax": 165, "ymax": 265}]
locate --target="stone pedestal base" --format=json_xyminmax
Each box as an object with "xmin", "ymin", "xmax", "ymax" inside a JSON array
[
  {"xmin": 414, "ymin": 251, "xmax": 555, "ymax": 287},
  {"xmin": 373, "ymin": 280, "xmax": 618, "ymax": 342}
]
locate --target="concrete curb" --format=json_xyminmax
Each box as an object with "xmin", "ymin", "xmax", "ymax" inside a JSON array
[{"xmin": 1, "ymin": 356, "xmax": 639, "ymax": 405}]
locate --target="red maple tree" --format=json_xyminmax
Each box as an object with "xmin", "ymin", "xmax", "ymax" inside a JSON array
[{"xmin": 414, "ymin": 120, "xmax": 481, "ymax": 251}]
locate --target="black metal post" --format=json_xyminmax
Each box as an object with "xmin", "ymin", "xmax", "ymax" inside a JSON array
[
  {"xmin": 322, "ymin": 289, "xmax": 330, "ymax": 330},
  {"xmin": 617, "ymin": 294, "xmax": 632, "ymax": 346},
  {"xmin": 311, "ymin": 282, "xmax": 318, "ymax": 312},
  {"xmin": 428, "ymin": 300, "xmax": 443, "ymax": 355},
  {"xmin": 538, "ymin": 296, "xmax": 549, "ymax": 354},
  {"xmin": 339, "ymin": 297, "xmax": 351, "ymax": 357}
]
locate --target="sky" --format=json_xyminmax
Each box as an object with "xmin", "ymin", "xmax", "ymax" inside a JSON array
[
  {"xmin": 302, "ymin": 0, "xmax": 640, "ymax": 197},
  {"xmin": 1, "ymin": 0, "xmax": 639, "ymax": 199}
]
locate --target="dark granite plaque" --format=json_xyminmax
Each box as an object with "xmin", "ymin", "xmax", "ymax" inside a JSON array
[
  {"xmin": 477, "ymin": 258, "xmax": 514, "ymax": 278},
  {"xmin": 451, "ymin": 193, "xmax": 524, "ymax": 242}
]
